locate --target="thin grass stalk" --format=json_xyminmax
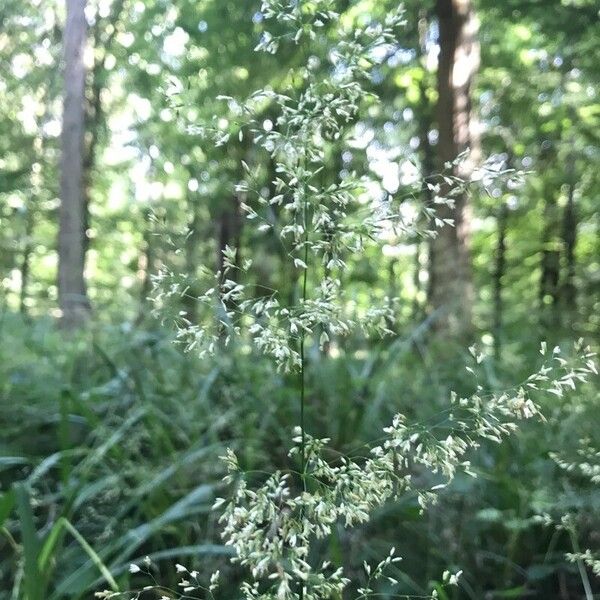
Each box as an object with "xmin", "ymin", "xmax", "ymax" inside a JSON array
[
  {"xmin": 568, "ymin": 527, "xmax": 594, "ymax": 600},
  {"xmin": 299, "ymin": 104, "xmax": 310, "ymax": 600}
]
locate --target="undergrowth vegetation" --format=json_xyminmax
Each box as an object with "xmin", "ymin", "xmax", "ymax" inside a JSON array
[
  {"xmin": 1, "ymin": 1, "xmax": 599, "ymax": 600},
  {"xmin": 0, "ymin": 313, "xmax": 598, "ymax": 599}
]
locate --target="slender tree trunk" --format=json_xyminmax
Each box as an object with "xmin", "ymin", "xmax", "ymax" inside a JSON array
[
  {"xmin": 19, "ymin": 206, "xmax": 35, "ymax": 315},
  {"xmin": 136, "ymin": 207, "xmax": 154, "ymax": 324},
  {"xmin": 561, "ymin": 157, "xmax": 577, "ymax": 319},
  {"xmin": 216, "ymin": 195, "xmax": 242, "ymax": 275},
  {"xmin": 428, "ymin": 0, "xmax": 479, "ymax": 337},
  {"xmin": 493, "ymin": 202, "xmax": 508, "ymax": 360},
  {"xmin": 183, "ymin": 192, "xmax": 202, "ymax": 323},
  {"xmin": 58, "ymin": 0, "xmax": 90, "ymax": 327},
  {"xmin": 539, "ymin": 193, "xmax": 560, "ymax": 331},
  {"xmin": 82, "ymin": 73, "xmax": 100, "ymax": 257},
  {"xmin": 216, "ymin": 195, "xmax": 242, "ymax": 331},
  {"xmin": 412, "ymin": 241, "xmax": 423, "ymax": 321}
]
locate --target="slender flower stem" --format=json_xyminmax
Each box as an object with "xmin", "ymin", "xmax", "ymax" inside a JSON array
[
  {"xmin": 300, "ymin": 330, "xmax": 306, "ymax": 490},
  {"xmin": 300, "ymin": 205, "xmax": 309, "ymax": 492},
  {"xmin": 298, "ymin": 135, "xmax": 310, "ymax": 600},
  {"xmin": 568, "ymin": 526, "xmax": 594, "ymax": 600}
]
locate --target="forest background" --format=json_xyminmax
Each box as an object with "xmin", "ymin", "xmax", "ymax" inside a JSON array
[{"xmin": 0, "ymin": 0, "xmax": 599, "ymax": 599}]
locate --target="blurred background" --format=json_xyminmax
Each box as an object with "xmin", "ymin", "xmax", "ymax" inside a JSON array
[{"xmin": 0, "ymin": 0, "xmax": 598, "ymax": 598}]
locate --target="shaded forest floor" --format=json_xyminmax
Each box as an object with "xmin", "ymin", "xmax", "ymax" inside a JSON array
[{"xmin": 0, "ymin": 312, "xmax": 598, "ymax": 599}]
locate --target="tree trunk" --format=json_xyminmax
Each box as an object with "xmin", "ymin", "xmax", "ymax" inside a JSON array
[
  {"xmin": 428, "ymin": 0, "xmax": 479, "ymax": 337},
  {"xmin": 216, "ymin": 195, "xmax": 242, "ymax": 331},
  {"xmin": 135, "ymin": 207, "xmax": 154, "ymax": 325},
  {"xmin": 216, "ymin": 196, "xmax": 242, "ymax": 276},
  {"xmin": 58, "ymin": 0, "xmax": 90, "ymax": 327},
  {"xmin": 19, "ymin": 206, "xmax": 35, "ymax": 315},
  {"xmin": 183, "ymin": 191, "xmax": 202, "ymax": 323},
  {"xmin": 561, "ymin": 157, "xmax": 577, "ymax": 319},
  {"xmin": 417, "ymin": 9, "xmax": 436, "ymax": 189},
  {"xmin": 412, "ymin": 241, "xmax": 423, "ymax": 321},
  {"xmin": 493, "ymin": 202, "xmax": 508, "ymax": 360},
  {"xmin": 539, "ymin": 193, "xmax": 561, "ymax": 331}
]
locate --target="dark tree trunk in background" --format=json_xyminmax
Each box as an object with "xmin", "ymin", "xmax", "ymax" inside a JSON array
[
  {"xmin": 19, "ymin": 207, "xmax": 35, "ymax": 315},
  {"xmin": 136, "ymin": 207, "xmax": 154, "ymax": 324},
  {"xmin": 428, "ymin": 0, "xmax": 479, "ymax": 337},
  {"xmin": 539, "ymin": 193, "xmax": 561, "ymax": 330},
  {"xmin": 183, "ymin": 192, "xmax": 202, "ymax": 323},
  {"xmin": 412, "ymin": 241, "xmax": 423, "ymax": 321},
  {"xmin": 58, "ymin": 0, "xmax": 90, "ymax": 327},
  {"xmin": 493, "ymin": 202, "xmax": 508, "ymax": 360},
  {"xmin": 215, "ymin": 195, "xmax": 242, "ymax": 338},
  {"xmin": 82, "ymin": 65, "xmax": 101, "ymax": 257},
  {"xmin": 561, "ymin": 157, "xmax": 577, "ymax": 319},
  {"xmin": 216, "ymin": 196, "xmax": 242, "ymax": 276}
]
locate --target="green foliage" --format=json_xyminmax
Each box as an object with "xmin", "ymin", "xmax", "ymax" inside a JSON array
[
  {"xmin": 0, "ymin": 0, "xmax": 599, "ymax": 599},
  {"xmin": 0, "ymin": 311, "xmax": 598, "ymax": 599},
  {"xmin": 136, "ymin": 2, "xmax": 598, "ymax": 599},
  {"xmin": 0, "ymin": 315, "xmax": 237, "ymax": 598}
]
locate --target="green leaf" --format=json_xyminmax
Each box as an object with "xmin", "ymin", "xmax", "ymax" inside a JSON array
[
  {"xmin": 0, "ymin": 489, "xmax": 15, "ymax": 528},
  {"xmin": 51, "ymin": 483, "xmax": 216, "ymax": 598},
  {"xmin": 40, "ymin": 518, "xmax": 119, "ymax": 592},
  {"xmin": 14, "ymin": 483, "xmax": 42, "ymax": 600}
]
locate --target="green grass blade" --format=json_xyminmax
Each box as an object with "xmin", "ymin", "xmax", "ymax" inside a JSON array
[
  {"xmin": 51, "ymin": 482, "xmax": 216, "ymax": 598},
  {"xmin": 37, "ymin": 518, "xmax": 67, "ymax": 574},
  {"xmin": 0, "ymin": 489, "xmax": 15, "ymax": 528},
  {"xmin": 14, "ymin": 483, "xmax": 42, "ymax": 600},
  {"xmin": 61, "ymin": 518, "xmax": 119, "ymax": 592},
  {"xmin": 41, "ymin": 517, "xmax": 119, "ymax": 593}
]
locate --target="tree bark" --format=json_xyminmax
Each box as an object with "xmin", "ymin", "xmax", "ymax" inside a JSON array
[
  {"xmin": 561, "ymin": 157, "xmax": 577, "ymax": 319},
  {"xmin": 216, "ymin": 195, "xmax": 243, "ymax": 328},
  {"xmin": 19, "ymin": 206, "xmax": 35, "ymax": 316},
  {"xmin": 428, "ymin": 0, "xmax": 479, "ymax": 337},
  {"xmin": 493, "ymin": 202, "xmax": 508, "ymax": 360},
  {"xmin": 539, "ymin": 192, "xmax": 561, "ymax": 331},
  {"xmin": 136, "ymin": 207, "xmax": 154, "ymax": 324},
  {"xmin": 412, "ymin": 241, "xmax": 423, "ymax": 321},
  {"xmin": 58, "ymin": 0, "xmax": 90, "ymax": 327},
  {"xmin": 216, "ymin": 196, "xmax": 242, "ymax": 276},
  {"xmin": 183, "ymin": 191, "xmax": 202, "ymax": 323}
]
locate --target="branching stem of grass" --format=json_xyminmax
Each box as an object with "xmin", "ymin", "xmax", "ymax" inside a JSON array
[
  {"xmin": 298, "ymin": 121, "xmax": 310, "ymax": 600},
  {"xmin": 568, "ymin": 526, "xmax": 594, "ymax": 600}
]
